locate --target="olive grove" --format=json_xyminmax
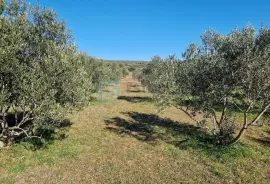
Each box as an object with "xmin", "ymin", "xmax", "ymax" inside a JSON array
[
  {"xmin": 138, "ymin": 25, "xmax": 270, "ymax": 146},
  {"xmin": 0, "ymin": 0, "xmax": 127, "ymax": 146}
]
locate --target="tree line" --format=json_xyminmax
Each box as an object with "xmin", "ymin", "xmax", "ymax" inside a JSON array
[
  {"xmin": 0, "ymin": 0, "xmax": 128, "ymax": 146},
  {"xmin": 137, "ymin": 24, "xmax": 270, "ymax": 146}
]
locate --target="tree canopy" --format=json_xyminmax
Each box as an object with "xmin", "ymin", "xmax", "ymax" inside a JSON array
[
  {"xmin": 0, "ymin": 0, "xmax": 128, "ymax": 146},
  {"xmin": 138, "ymin": 24, "xmax": 270, "ymax": 146}
]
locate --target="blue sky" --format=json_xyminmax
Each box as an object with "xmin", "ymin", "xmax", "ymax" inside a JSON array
[{"xmin": 27, "ymin": 0, "xmax": 270, "ymax": 60}]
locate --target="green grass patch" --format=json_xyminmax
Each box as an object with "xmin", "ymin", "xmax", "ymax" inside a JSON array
[
  {"xmin": 0, "ymin": 178, "xmax": 16, "ymax": 184},
  {"xmin": 8, "ymin": 163, "xmax": 31, "ymax": 174}
]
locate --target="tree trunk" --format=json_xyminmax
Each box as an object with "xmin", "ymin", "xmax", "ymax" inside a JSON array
[
  {"xmin": 178, "ymin": 106, "xmax": 200, "ymax": 124},
  {"xmin": 228, "ymin": 126, "xmax": 247, "ymax": 145},
  {"xmin": 228, "ymin": 103, "xmax": 270, "ymax": 146},
  {"xmin": 228, "ymin": 111, "xmax": 248, "ymax": 145}
]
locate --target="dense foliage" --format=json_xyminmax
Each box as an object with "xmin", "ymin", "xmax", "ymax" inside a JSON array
[
  {"xmin": 138, "ymin": 25, "xmax": 270, "ymax": 146},
  {"xmin": 0, "ymin": 0, "xmax": 127, "ymax": 146}
]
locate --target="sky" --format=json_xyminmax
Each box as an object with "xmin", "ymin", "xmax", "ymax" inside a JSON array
[{"xmin": 27, "ymin": 0, "xmax": 270, "ymax": 61}]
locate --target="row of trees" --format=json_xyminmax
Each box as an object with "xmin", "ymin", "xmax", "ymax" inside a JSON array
[
  {"xmin": 0, "ymin": 0, "xmax": 128, "ymax": 146},
  {"xmin": 138, "ymin": 24, "xmax": 270, "ymax": 146},
  {"xmin": 77, "ymin": 55, "xmax": 129, "ymax": 90}
]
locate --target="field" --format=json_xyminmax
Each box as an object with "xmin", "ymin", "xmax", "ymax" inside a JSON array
[{"xmin": 0, "ymin": 73, "xmax": 269, "ymax": 183}]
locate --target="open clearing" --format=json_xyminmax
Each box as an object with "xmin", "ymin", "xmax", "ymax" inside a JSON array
[{"xmin": 0, "ymin": 74, "xmax": 269, "ymax": 184}]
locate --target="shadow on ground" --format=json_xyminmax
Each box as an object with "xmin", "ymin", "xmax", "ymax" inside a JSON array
[
  {"xmin": 105, "ymin": 112, "xmax": 257, "ymax": 159},
  {"xmin": 117, "ymin": 96, "xmax": 152, "ymax": 103},
  {"xmin": 17, "ymin": 118, "xmax": 72, "ymax": 151},
  {"xmin": 128, "ymin": 90, "xmax": 146, "ymax": 93},
  {"xmin": 105, "ymin": 112, "xmax": 210, "ymax": 148},
  {"xmin": 249, "ymin": 137, "xmax": 270, "ymax": 147},
  {"xmin": 247, "ymin": 129, "xmax": 270, "ymax": 147}
]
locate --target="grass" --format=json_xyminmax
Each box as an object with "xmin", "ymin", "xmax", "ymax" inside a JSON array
[{"xmin": 0, "ymin": 74, "xmax": 269, "ymax": 183}]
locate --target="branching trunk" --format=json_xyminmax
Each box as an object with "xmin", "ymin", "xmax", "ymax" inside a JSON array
[
  {"xmin": 228, "ymin": 111, "xmax": 248, "ymax": 145},
  {"xmin": 228, "ymin": 102, "xmax": 270, "ymax": 145},
  {"xmin": 219, "ymin": 97, "xmax": 228, "ymax": 124},
  {"xmin": 10, "ymin": 127, "xmax": 41, "ymax": 139},
  {"xmin": 0, "ymin": 104, "xmax": 35, "ymax": 147}
]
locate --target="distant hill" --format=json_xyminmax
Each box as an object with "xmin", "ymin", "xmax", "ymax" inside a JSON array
[
  {"xmin": 105, "ymin": 60, "xmax": 148, "ymax": 72},
  {"xmin": 105, "ymin": 60, "xmax": 149, "ymax": 64}
]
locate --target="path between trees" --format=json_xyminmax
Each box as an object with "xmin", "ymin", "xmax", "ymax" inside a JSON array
[{"xmin": 0, "ymin": 73, "xmax": 269, "ymax": 183}]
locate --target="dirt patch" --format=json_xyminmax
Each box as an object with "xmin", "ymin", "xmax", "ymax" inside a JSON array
[{"xmin": 120, "ymin": 73, "xmax": 147, "ymax": 97}]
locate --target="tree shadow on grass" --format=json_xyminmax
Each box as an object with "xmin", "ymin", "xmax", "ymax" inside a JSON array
[
  {"xmin": 16, "ymin": 118, "xmax": 72, "ymax": 151},
  {"xmin": 128, "ymin": 89, "xmax": 146, "ymax": 93},
  {"xmin": 103, "ymin": 89, "xmax": 113, "ymax": 93},
  {"xmin": 128, "ymin": 84, "xmax": 141, "ymax": 88},
  {"xmin": 105, "ymin": 112, "xmax": 211, "ymax": 148},
  {"xmin": 105, "ymin": 112, "xmax": 255, "ymax": 159},
  {"xmin": 249, "ymin": 137, "xmax": 270, "ymax": 147},
  {"xmin": 247, "ymin": 130, "xmax": 270, "ymax": 147},
  {"xmin": 117, "ymin": 96, "xmax": 152, "ymax": 103}
]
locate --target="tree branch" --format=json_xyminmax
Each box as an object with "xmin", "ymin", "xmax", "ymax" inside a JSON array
[
  {"xmin": 228, "ymin": 102, "xmax": 270, "ymax": 146},
  {"xmin": 248, "ymin": 102, "xmax": 270, "ymax": 127},
  {"xmin": 219, "ymin": 97, "xmax": 228, "ymax": 124},
  {"xmin": 10, "ymin": 127, "xmax": 41, "ymax": 139},
  {"xmin": 17, "ymin": 111, "xmax": 34, "ymax": 128},
  {"xmin": 173, "ymin": 104, "xmax": 200, "ymax": 124},
  {"xmin": 209, "ymin": 108, "xmax": 219, "ymax": 127},
  {"xmin": 233, "ymin": 102, "xmax": 243, "ymax": 112}
]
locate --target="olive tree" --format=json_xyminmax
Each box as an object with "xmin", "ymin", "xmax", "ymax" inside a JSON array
[
  {"xmin": 188, "ymin": 25, "xmax": 270, "ymax": 145},
  {"xmin": 84, "ymin": 57, "xmax": 129, "ymax": 91},
  {"xmin": 0, "ymin": 0, "xmax": 93, "ymax": 146},
  {"xmin": 0, "ymin": 0, "xmax": 5, "ymax": 15},
  {"xmin": 139, "ymin": 24, "xmax": 270, "ymax": 146}
]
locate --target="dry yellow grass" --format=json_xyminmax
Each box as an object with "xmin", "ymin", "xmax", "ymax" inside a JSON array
[{"xmin": 0, "ymin": 73, "xmax": 269, "ymax": 183}]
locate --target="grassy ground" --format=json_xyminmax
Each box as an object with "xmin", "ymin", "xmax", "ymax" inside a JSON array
[{"xmin": 0, "ymin": 74, "xmax": 269, "ymax": 183}]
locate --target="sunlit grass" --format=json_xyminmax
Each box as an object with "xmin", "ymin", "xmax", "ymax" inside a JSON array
[{"xmin": 0, "ymin": 74, "xmax": 269, "ymax": 183}]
